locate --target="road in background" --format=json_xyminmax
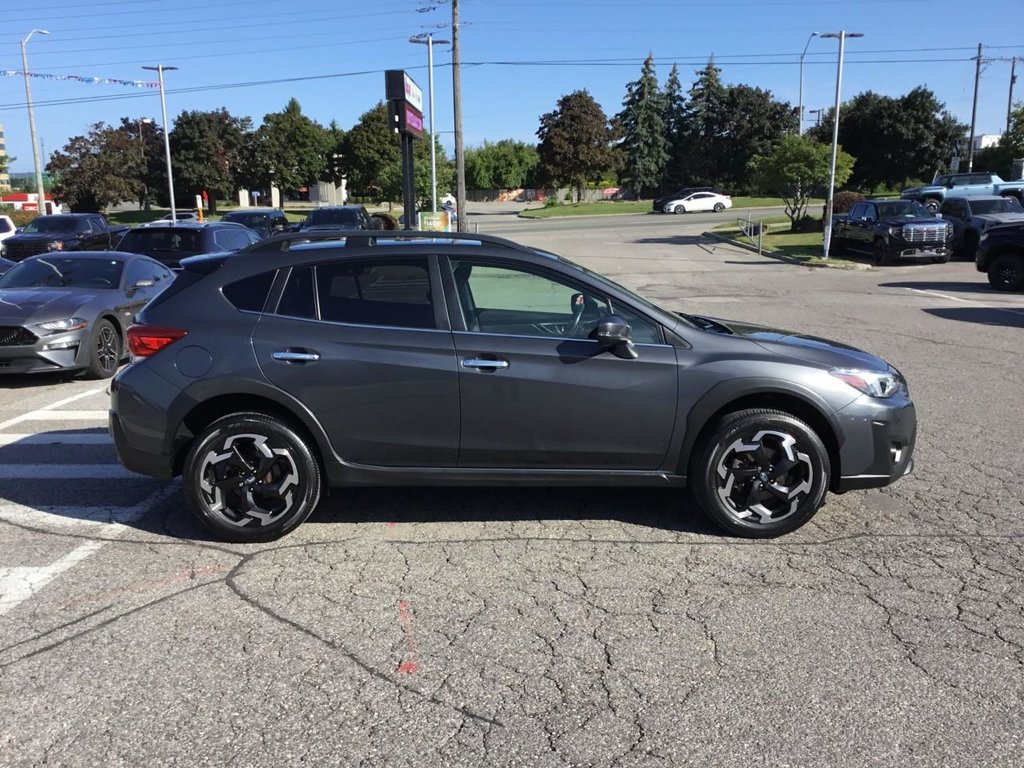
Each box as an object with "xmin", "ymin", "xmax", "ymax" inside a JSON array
[{"xmin": 1, "ymin": 220, "xmax": 1022, "ymax": 767}]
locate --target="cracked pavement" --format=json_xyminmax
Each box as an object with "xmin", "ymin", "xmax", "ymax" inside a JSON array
[{"xmin": 1, "ymin": 216, "xmax": 1022, "ymax": 766}]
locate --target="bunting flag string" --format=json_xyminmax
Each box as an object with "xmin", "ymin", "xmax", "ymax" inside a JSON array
[{"xmin": 0, "ymin": 70, "xmax": 160, "ymax": 88}]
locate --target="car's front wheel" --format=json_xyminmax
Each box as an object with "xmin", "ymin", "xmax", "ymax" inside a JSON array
[
  {"xmin": 873, "ymin": 239, "xmax": 892, "ymax": 266},
  {"xmin": 85, "ymin": 318, "xmax": 121, "ymax": 379},
  {"xmin": 690, "ymin": 409, "xmax": 830, "ymax": 538},
  {"xmin": 183, "ymin": 413, "xmax": 322, "ymax": 542},
  {"xmin": 987, "ymin": 252, "xmax": 1024, "ymax": 291}
]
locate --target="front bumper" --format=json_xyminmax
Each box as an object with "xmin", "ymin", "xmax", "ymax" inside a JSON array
[
  {"xmin": 0, "ymin": 326, "xmax": 91, "ymax": 374},
  {"xmin": 889, "ymin": 236, "xmax": 950, "ymax": 260},
  {"xmin": 834, "ymin": 395, "xmax": 917, "ymax": 492}
]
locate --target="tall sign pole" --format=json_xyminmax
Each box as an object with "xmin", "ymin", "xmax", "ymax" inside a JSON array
[
  {"xmin": 386, "ymin": 70, "xmax": 424, "ymax": 229},
  {"xmin": 452, "ymin": 0, "xmax": 467, "ymax": 232}
]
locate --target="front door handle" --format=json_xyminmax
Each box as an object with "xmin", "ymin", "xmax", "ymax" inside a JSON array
[
  {"xmin": 272, "ymin": 350, "xmax": 320, "ymax": 363},
  {"xmin": 462, "ymin": 357, "xmax": 509, "ymax": 370}
]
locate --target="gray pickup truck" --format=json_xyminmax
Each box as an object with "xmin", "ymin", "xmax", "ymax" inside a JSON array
[{"xmin": 902, "ymin": 172, "xmax": 1024, "ymax": 213}]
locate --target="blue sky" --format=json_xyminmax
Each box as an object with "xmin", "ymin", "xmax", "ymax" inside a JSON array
[{"xmin": 1, "ymin": 0, "xmax": 1022, "ymax": 174}]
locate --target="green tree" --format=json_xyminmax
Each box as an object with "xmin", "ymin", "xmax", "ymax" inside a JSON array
[
  {"xmin": 46, "ymin": 122, "xmax": 146, "ymax": 212},
  {"xmin": 808, "ymin": 88, "xmax": 964, "ymax": 191},
  {"xmin": 254, "ymin": 98, "xmax": 332, "ymax": 194},
  {"xmin": 536, "ymin": 90, "xmax": 616, "ymax": 201},
  {"xmin": 464, "ymin": 139, "xmax": 539, "ymax": 189},
  {"xmin": 168, "ymin": 108, "xmax": 251, "ymax": 213},
  {"xmin": 717, "ymin": 85, "xmax": 796, "ymax": 194},
  {"xmin": 661, "ymin": 63, "xmax": 686, "ymax": 191},
  {"xmin": 973, "ymin": 103, "xmax": 1024, "ymax": 180},
  {"xmin": 674, "ymin": 59, "xmax": 727, "ymax": 186},
  {"xmin": 616, "ymin": 54, "xmax": 668, "ymax": 198},
  {"xmin": 750, "ymin": 134, "xmax": 854, "ymax": 228}
]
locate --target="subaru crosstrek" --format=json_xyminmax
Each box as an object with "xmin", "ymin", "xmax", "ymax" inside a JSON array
[{"xmin": 110, "ymin": 232, "xmax": 916, "ymax": 542}]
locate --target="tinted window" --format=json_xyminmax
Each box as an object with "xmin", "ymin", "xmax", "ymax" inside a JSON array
[
  {"xmin": 223, "ymin": 271, "xmax": 276, "ymax": 312},
  {"xmin": 876, "ymin": 201, "xmax": 930, "ymax": 218},
  {"xmin": 276, "ymin": 266, "xmax": 316, "ymax": 319},
  {"xmin": 125, "ymin": 259, "xmax": 171, "ymax": 286},
  {"xmin": 971, "ymin": 198, "xmax": 1023, "ymax": 215},
  {"xmin": 213, "ymin": 228, "xmax": 254, "ymax": 251},
  {"xmin": 119, "ymin": 228, "xmax": 204, "ymax": 255},
  {"xmin": 305, "ymin": 208, "xmax": 360, "ymax": 228},
  {"xmin": 0, "ymin": 257, "xmax": 124, "ymax": 289},
  {"xmin": 22, "ymin": 216, "xmax": 79, "ymax": 234},
  {"xmin": 316, "ymin": 258, "xmax": 433, "ymax": 329}
]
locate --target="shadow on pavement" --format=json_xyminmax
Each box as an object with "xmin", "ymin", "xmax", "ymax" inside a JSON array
[
  {"xmin": 880, "ymin": 280, "xmax": 991, "ymax": 294},
  {"xmin": 0, "ymin": 371, "xmax": 85, "ymax": 390},
  {"xmin": 632, "ymin": 235, "xmax": 721, "ymax": 246},
  {"xmin": 924, "ymin": 306, "xmax": 1024, "ymax": 329}
]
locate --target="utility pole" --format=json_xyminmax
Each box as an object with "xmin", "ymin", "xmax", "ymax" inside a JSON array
[
  {"xmin": 798, "ymin": 32, "xmax": 818, "ymax": 134},
  {"xmin": 452, "ymin": 0, "xmax": 466, "ymax": 232},
  {"xmin": 968, "ymin": 43, "xmax": 982, "ymax": 172},
  {"xmin": 1009, "ymin": 57, "xmax": 1019, "ymax": 136}
]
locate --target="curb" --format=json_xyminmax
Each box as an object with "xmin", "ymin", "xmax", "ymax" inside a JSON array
[{"xmin": 701, "ymin": 231, "xmax": 873, "ymax": 271}]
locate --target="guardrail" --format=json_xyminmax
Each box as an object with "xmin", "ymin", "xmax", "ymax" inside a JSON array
[{"xmin": 736, "ymin": 213, "xmax": 767, "ymax": 255}]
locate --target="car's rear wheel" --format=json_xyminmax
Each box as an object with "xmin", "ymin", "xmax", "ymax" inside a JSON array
[
  {"xmin": 673, "ymin": 205, "xmax": 685, "ymax": 214},
  {"xmin": 183, "ymin": 413, "xmax": 322, "ymax": 542},
  {"xmin": 872, "ymin": 239, "xmax": 892, "ymax": 266},
  {"xmin": 690, "ymin": 409, "xmax": 830, "ymax": 538},
  {"xmin": 987, "ymin": 253, "xmax": 1024, "ymax": 291},
  {"xmin": 86, "ymin": 318, "xmax": 121, "ymax": 379},
  {"xmin": 713, "ymin": 202, "xmax": 726, "ymax": 213}
]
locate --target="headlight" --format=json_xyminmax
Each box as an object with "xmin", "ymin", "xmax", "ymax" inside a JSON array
[
  {"xmin": 830, "ymin": 368, "xmax": 903, "ymax": 398},
  {"xmin": 47, "ymin": 241, "xmax": 64, "ymax": 251},
  {"xmin": 38, "ymin": 317, "xmax": 88, "ymax": 333},
  {"xmin": 888, "ymin": 225, "xmax": 902, "ymax": 237}
]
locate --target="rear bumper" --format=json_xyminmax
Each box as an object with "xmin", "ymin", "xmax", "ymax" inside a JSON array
[{"xmin": 834, "ymin": 396, "xmax": 917, "ymax": 492}]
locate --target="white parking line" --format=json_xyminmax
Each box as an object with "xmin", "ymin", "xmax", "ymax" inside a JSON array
[
  {"xmin": 0, "ymin": 388, "xmax": 105, "ymax": 431},
  {"xmin": 0, "ymin": 541, "xmax": 105, "ymax": 616},
  {"xmin": 0, "ymin": 464, "xmax": 140, "ymax": 480},
  {"xmin": 904, "ymin": 287, "xmax": 1024, "ymax": 314},
  {"xmin": 0, "ymin": 433, "xmax": 111, "ymax": 447},
  {"xmin": 0, "ymin": 410, "xmax": 109, "ymax": 429}
]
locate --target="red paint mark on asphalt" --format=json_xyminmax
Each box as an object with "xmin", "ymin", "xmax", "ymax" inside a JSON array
[
  {"xmin": 396, "ymin": 599, "xmax": 419, "ymax": 673},
  {"xmin": 386, "ymin": 522, "xmax": 398, "ymax": 528}
]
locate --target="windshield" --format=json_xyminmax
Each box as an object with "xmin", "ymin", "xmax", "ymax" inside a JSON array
[
  {"xmin": 305, "ymin": 208, "xmax": 360, "ymax": 228},
  {"xmin": 224, "ymin": 213, "xmax": 271, "ymax": 227},
  {"xmin": 0, "ymin": 257, "xmax": 124, "ymax": 289},
  {"xmin": 931, "ymin": 175, "xmax": 952, "ymax": 187},
  {"xmin": 876, "ymin": 201, "xmax": 931, "ymax": 219},
  {"xmin": 971, "ymin": 198, "xmax": 1023, "ymax": 214},
  {"xmin": 22, "ymin": 216, "xmax": 79, "ymax": 234},
  {"xmin": 118, "ymin": 228, "xmax": 204, "ymax": 254}
]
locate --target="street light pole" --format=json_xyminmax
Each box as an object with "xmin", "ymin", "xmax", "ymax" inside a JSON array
[
  {"xmin": 142, "ymin": 64, "xmax": 178, "ymax": 222},
  {"xmin": 20, "ymin": 29, "xmax": 49, "ymax": 215},
  {"xmin": 798, "ymin": 32, "xmax": 818, "ymax": 134},
  {"xmin": 820, "ymin": 31, "xmax": 863, "ymax": 259},
  {"xmin": 410, "ymin": 34, "xmax": 450, "ymax": 214}
]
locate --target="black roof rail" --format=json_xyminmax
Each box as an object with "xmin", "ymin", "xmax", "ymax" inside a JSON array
[{"xmin": 239, "ymin": 228, "xmax": 532, "ymax": 255}]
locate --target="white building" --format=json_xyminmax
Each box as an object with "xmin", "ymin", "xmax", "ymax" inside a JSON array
[{"xmin": 972, "ymin": 134, "xmax": 1003, "ymax": 151}]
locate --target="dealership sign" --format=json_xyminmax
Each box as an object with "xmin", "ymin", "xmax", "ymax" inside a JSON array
[{"xmin": 385, "ymin": 69, "xmax": 424, "ymax": 139}]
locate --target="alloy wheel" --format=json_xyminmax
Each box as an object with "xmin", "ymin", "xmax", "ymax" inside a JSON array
[
  {"xmin": 197, "ymin": 433, "xmax": 302, "ymax": 528},
  {"xmin": 714, "ymin": 430, "xmax": 814, "ymax": 525},
  {"xmin": 95, "ymin": 325, "xmax": 119, "ymax": 373}
]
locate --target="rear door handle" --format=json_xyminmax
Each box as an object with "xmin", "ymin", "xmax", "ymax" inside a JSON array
[
  {"xmin": 272, "ymin": 350, "xmax": 320, "ymax": 363},
  {"xmin": 462, "ymin": 358, "xmax": 509, "ymax": 370}
]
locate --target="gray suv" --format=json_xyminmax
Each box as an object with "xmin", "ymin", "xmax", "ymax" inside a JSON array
[{"xmin": 110, "ymin": 233, "xmax": 916, "ymax": 542}]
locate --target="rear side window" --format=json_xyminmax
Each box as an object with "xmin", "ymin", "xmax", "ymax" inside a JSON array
[
  {"xmin": 277, "ymin": 267, "xmax": 316, "ymax": 319},
  {"xmin": 222, "ymin": 271, "xmax": 276, "ymax": 312},
  {"xmin": 316, "ymin": 258, "xmax": 434, "ymax": 329}
]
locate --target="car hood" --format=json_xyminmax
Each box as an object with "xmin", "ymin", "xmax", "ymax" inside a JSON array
[
  {"xmin": 683, "ymin": 314, "xmax": 889, "ymax": 370},
  {"xmin": 0, "ymin": 288, "xmax": 102, "ymax": 325},
  {"xmin": 973, "ymin": 212, "xmax": 1024, "ymax": 225},
  {"xmin": 6, "ymin": 233, "xmax": 78, "ymax": 243}
]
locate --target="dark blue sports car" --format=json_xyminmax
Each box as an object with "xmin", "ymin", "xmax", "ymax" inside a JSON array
[{"xmin": 0, "ymin": 251, "xmax": 174, "ymax": 378}]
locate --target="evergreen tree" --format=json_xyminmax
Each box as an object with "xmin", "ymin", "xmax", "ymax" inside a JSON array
[
  {"xmin": 677, "ymin": 58, "xmax": 727, "ymax": 185},
  {"xmin": 661, "ymin": 64, "xmax": 687, "ymax": 190},
  {"xmin": 616, "ymin": 54, "xmax": 668, "ymax": 198}
]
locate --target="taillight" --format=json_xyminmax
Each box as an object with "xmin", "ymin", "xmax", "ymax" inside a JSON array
[{"xmin": 127, "ymin": 324, "xmax": 188, "ymax": 357}]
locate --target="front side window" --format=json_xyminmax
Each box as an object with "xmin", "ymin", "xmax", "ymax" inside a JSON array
[
  {"xmin": 316, "ymin": 258, "xmax": 434, "ymax": 329},
  {"xmin": 451, "ymin": 260, "xmax": 661, "ymax": 342}
]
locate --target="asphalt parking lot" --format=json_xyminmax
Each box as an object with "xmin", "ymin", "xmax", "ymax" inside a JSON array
[{"xmin": 2, "ymin": 215, "xmax": 1023, "ymax": 766}]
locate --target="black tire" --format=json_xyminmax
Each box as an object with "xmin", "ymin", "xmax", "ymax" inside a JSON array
[
  {"xmin": 690, "ymin": 409, "xmax": 830, "ymax": 538},
  {"xmin": 987, "ymin": 253, "xmax": 1024, "ymax": 291},
  {"xmin": 713, "ymin": 202, "xmax": 725, "ymax": 213},
  {"xmin": 923, "ymin": 198, "xmax": 941, "ymax": 214},
  {"xmin": 872, "ymin": 238, "xmax": 892, "ymax": 266},
  {"xmin": 182, "ymin": 413, "xmax": 322, "ymax": 542},
  {"xmin": 86, "ymin": 318, "xmax": 121, "ymax": 379},
  {"xmin": 673, "ymin": 205, "xmax": 685, "ymax": 214}
]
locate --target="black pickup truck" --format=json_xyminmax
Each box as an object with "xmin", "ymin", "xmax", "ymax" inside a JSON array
[
  {"xmin": 975, "ymin": 221, "xmax": 1024, "ymax": 291},
  {"xmin": 831, "ymin": 199, "xmax": 952, "ymax": 265},
  {"xmin": 1, "ymin": 213, "xmax": 130, "ymax": 262}
]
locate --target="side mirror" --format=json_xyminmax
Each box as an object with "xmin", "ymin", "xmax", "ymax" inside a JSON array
[
  {"xmin": 127, "ymin": 278, "xmax": 156, "ymax": 295},
  {"xmin": 595, "ymin": 315, "xmax": 638, "ymax": 360}
]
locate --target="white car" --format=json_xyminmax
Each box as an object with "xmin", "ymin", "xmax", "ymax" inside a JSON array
[
  {"xmin": 662, "ymin": 191, "xmax": 732, "ymax": 214},
  {"xmin": 0, "ymin": 214, "xmax": 16, "ymax": 257}
]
